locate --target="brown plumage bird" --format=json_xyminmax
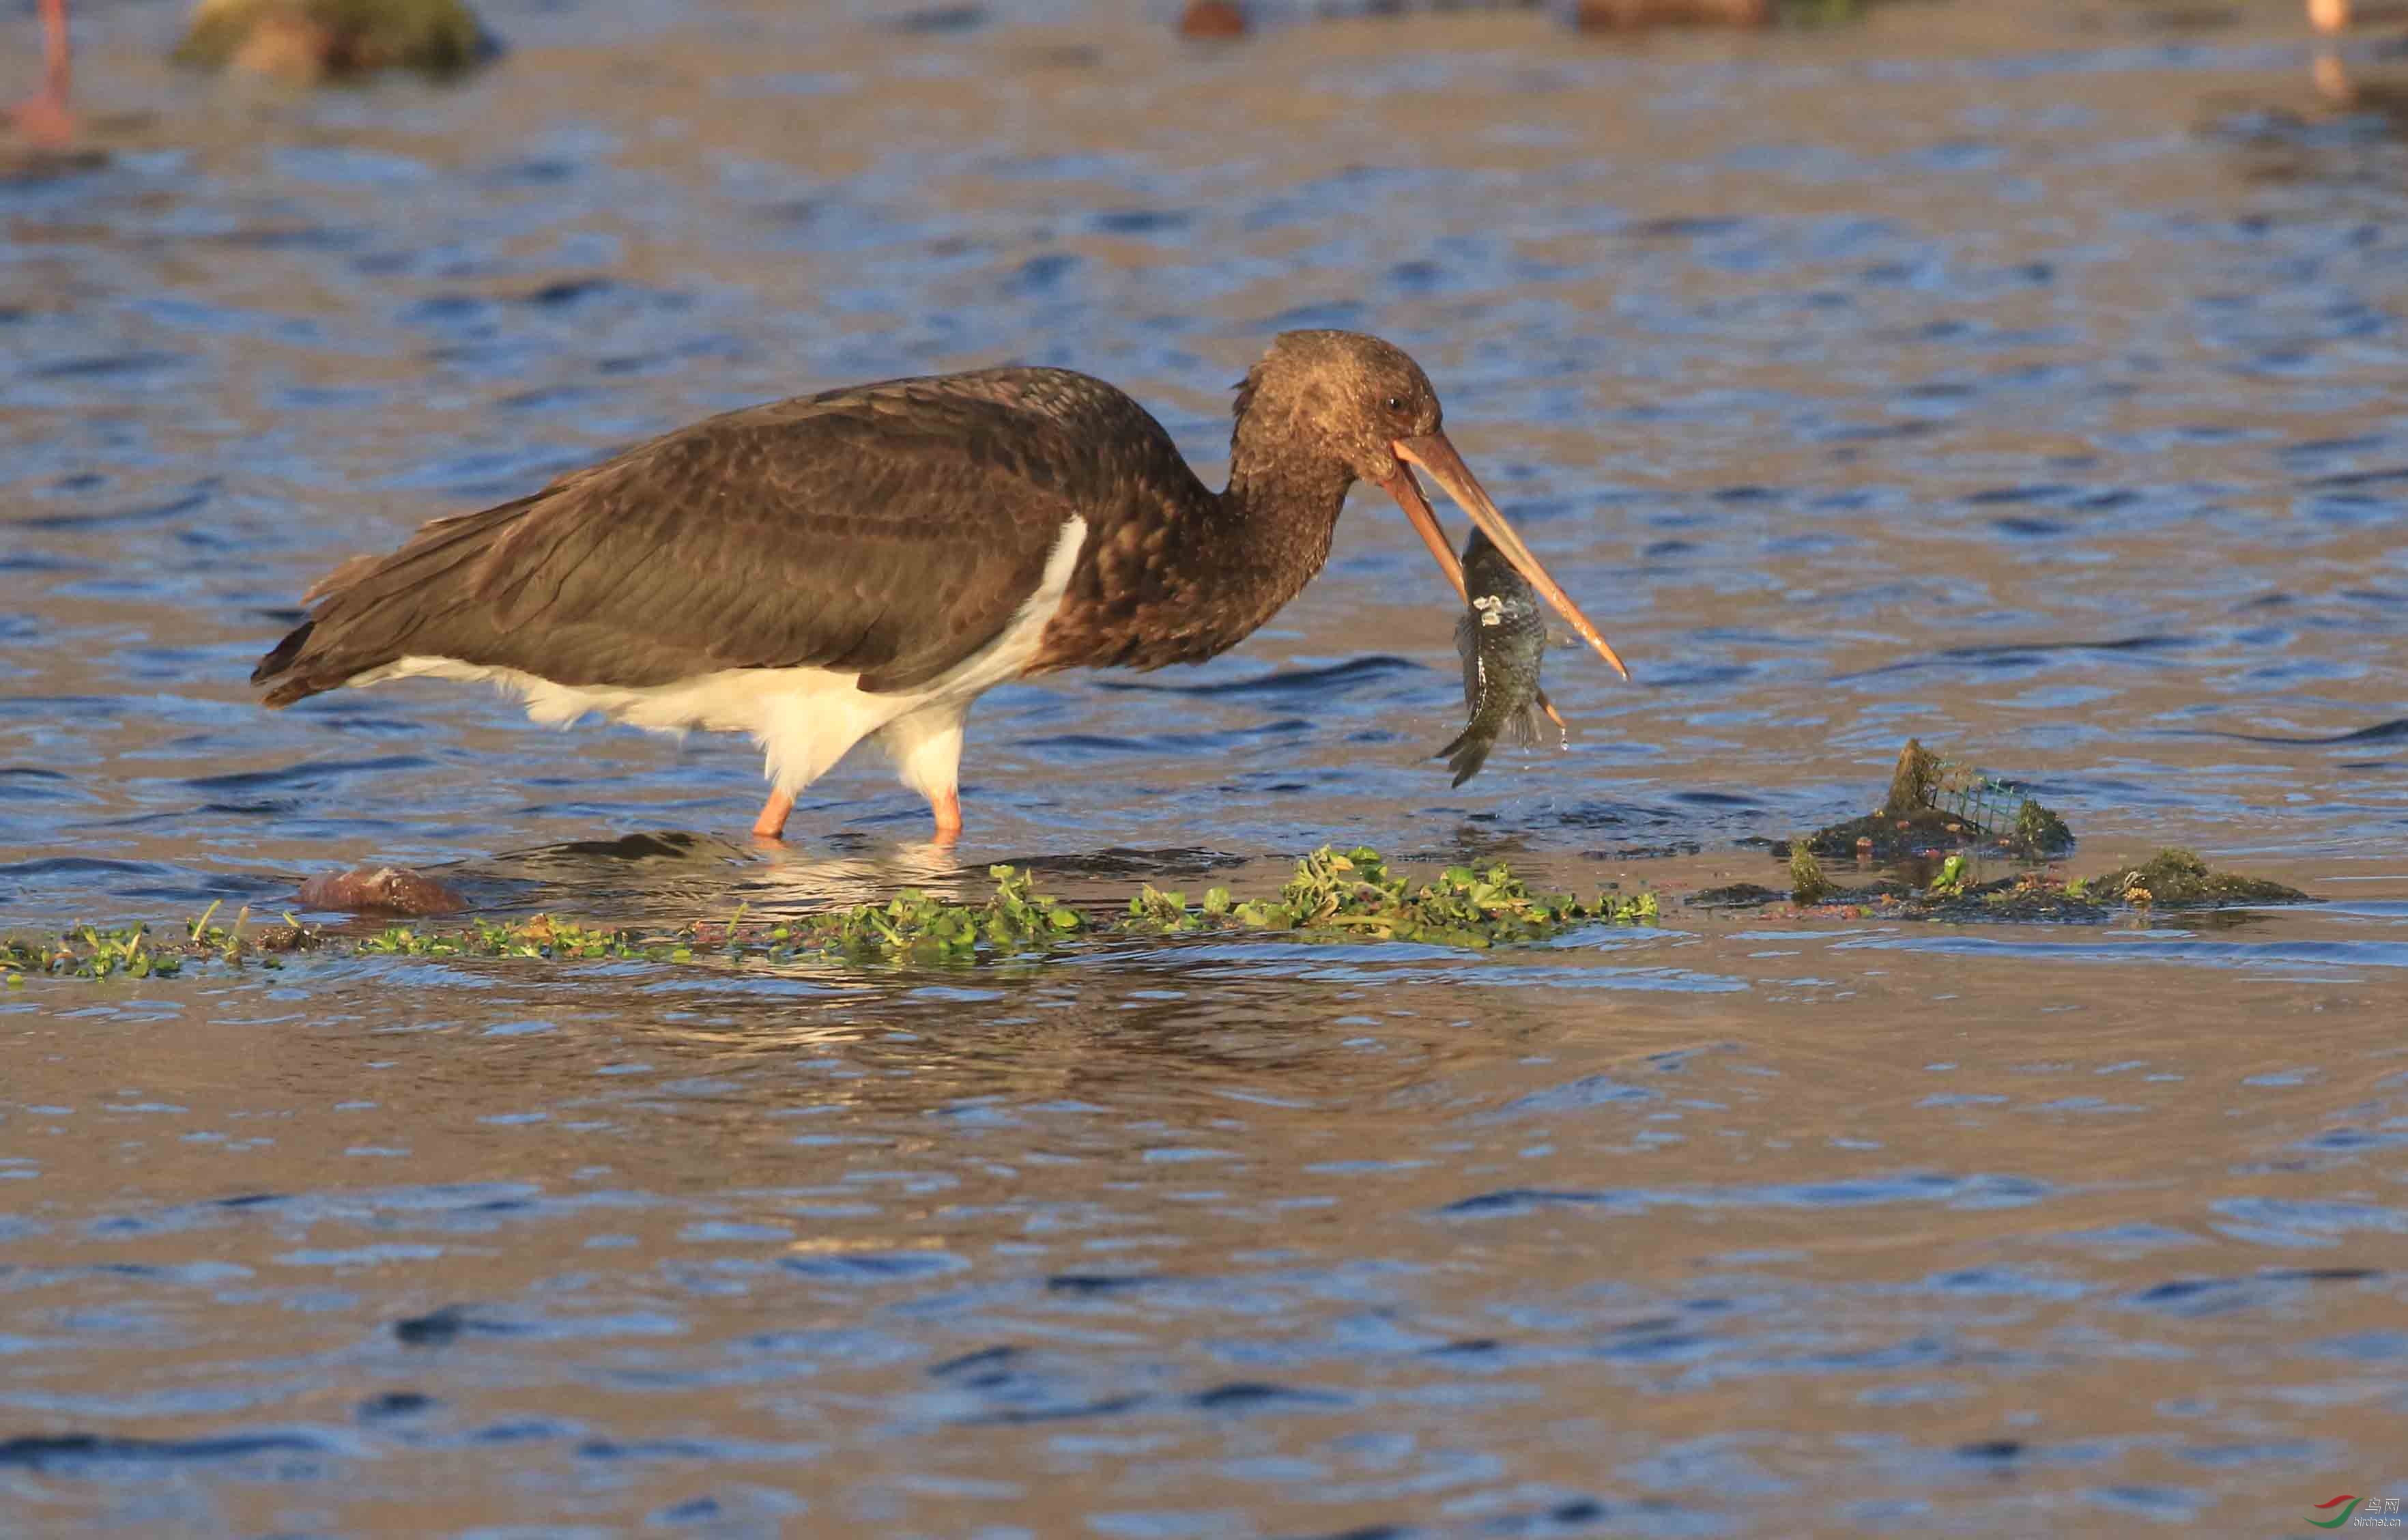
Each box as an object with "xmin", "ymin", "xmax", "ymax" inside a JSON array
[{"xmin": 254, "ymin": 330, "xmax": 1629, "ymax": 843}]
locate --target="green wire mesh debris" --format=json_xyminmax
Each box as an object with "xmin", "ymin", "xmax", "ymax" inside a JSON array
[{"xmin": 1919, "ymin": 757, "xmax": 2025, "ymax": 836}]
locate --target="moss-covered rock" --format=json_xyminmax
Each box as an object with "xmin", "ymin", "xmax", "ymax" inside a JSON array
[
  {"xmin": 175, "ymin": 0, "xmax": 496, "ymax": 81},
  {"xmin": 2090, "ymin": 849, "xmax": 2310, "ymax": 909},
  {"xmin": 1691, "ymin": 846, "xmax": 2312, "ymax": 922}
]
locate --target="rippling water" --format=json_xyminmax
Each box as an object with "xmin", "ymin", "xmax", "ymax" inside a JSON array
[{"xmin": 6, "ymin": 0, "xmax": 2408, "ymax": 1532}]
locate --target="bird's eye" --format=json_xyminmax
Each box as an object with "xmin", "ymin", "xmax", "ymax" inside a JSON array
[{"xmin": 1384, "ymin": 395, "xmax": 1405, "ymax": 414}]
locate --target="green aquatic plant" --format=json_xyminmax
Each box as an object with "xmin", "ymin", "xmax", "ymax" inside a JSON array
[
  {"xmin": 1221, "ymin": 846, "xmax": 1654, "ymax": 948},
  {"xmin": 1925, "ymin": 853, "xmax": 1970, "ymax": 898},
  {"xmin": 1789, "ymin": 844, "xmax": 1832, "ymax": 906},
  {"xmin": 798, "ymin": 866, "xmax": 1085, "ymax": 959},
  {"xmin": 3, "ymin": 849, "xmax": 1659, "ymax": 984},
  {"xmin": 3, "ymin": 924, "xmax": 182, "ymax": 981}
]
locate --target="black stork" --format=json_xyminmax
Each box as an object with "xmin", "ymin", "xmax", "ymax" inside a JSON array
[{"xmin": 253, "ymin": 330, "xmax": 1630, "ymax": 844}]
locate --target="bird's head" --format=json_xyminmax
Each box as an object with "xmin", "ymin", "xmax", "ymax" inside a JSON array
[{"xmin": 1234, "ymin": 328, "xmax": 1631, "ymax": 681}]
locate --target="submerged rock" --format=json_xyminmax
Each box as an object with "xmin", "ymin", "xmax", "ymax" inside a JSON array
[
  {"xmin": 1178, "ymin": 0, "xmax": 1249, "ymax": 37},
  {"xmin": 174, "ymin": 0, "xmax": 498, "ymax": 82},
  {"xmin": 298, "ymin": 864, "xmax": 467, "ymax": 916}
]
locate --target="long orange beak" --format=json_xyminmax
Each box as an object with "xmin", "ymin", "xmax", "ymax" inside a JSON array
[{"xmin": 1376, "ymin": 431, "xmax": 1632, "ymax": 682}]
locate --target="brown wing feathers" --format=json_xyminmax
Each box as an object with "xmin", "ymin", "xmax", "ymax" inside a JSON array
[{"xmin": 252, "ymin": 382, "xmax": 1108, "ymax": 707}]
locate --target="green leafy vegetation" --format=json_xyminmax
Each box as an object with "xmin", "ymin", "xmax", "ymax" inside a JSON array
[
  {"xmin": 0, "ymin": 847, "xmax": 1659, "ymax": 984},
  {"xmin": 1125, "ymin": 846, "xmax": 1655, "ymax": 949},
  {"xmin": 3, "ymin": 926, "xmax": 183, "ymax": 982},
  {"xmin": 1925, "ymin": 853, "xmax": 1970, "ymax": 898}
]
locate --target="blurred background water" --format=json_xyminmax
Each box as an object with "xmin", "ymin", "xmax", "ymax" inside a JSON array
[{"xmin": 5, "ymin": 0, "xmax": 2408, "ymax": 1533}]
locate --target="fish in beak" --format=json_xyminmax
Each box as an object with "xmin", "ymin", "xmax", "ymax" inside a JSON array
[{"xmin": 1377, "ymin": 432, "xmax": 1632, "ymax": 682}]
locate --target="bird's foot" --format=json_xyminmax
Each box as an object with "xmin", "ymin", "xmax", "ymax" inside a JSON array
[{"xmin": 8, "ymin": 89, "xmax": 74, "ymax": 148}]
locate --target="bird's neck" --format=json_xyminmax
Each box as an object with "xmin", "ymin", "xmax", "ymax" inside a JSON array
[
  {"xmin": 1029, "ymin": 418, "xmax": 1358, "ymax": 675},
  {"xmin": 1214, "ymin": 436, "xmax": 1356, "ymax": 616}
]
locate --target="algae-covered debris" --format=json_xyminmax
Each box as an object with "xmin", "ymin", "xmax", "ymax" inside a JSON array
[
  {"xmin": 1691, "ymin": 845, "xmax": 2312, "ymax": 922},
  {"xmin": 175, "ymin": 0, "xmax": 497, "ymax": 81},
  {"xmin": 2013, "ymin": 798, "xmax": 2074, "ymax": 857},
  {"xmin": 1788, "ymin": 844, "xmax": 1831, "ymax": 905},
  {"xmin": 2091, "ymin": 849, "xmax": 2309, "ymax": 909},
  {"xmin": 1803, "ymin": 738, "xmax": 2075, "ymax": 861}
]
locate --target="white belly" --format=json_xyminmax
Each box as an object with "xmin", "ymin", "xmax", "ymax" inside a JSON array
[{"xmin": 348, "ymin": 515, "xmax": 1087, "ymax": 800}]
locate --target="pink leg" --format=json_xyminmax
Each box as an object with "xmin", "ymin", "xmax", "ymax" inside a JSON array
[
  {"xmin": 9, "ymin": 0, "xmax": 73, "ymax": 147},
  {"xmin": 751, "ymin": 787, "xmax": 794, "ymax": 841},
  {"xmin": 929, "ymin": 788, "xmax": 962, "ymax": 845}
]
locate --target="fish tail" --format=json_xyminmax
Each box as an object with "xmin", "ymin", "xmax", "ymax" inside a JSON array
[{"xmin": 1438, "ymin": 727, "xmax": 1494, "ymax": 788}]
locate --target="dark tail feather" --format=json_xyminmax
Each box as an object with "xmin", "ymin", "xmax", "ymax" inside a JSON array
[
  {"xmin": 253, "ymin": 620, "xmax": 318, "ymax": 706},
  {"xmin": 1437, "ymin": 727, "xmax": 1493, "ymax": 788},
  {"xmin": 253, "ymin": 619, "xmax": 313, "ymax": 685},
  {"xmin": 249, "ymin": 496, "xmax": 537, "ymax": 707}
]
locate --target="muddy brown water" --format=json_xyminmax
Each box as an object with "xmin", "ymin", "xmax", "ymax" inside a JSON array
[{"xmin": 6, "ymin": 1, "xmax": 2408, "ymax": 1533}]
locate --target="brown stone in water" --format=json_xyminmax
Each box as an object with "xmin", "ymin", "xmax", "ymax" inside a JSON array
[
  {"xmin": 1575, "ymin": 0, "xmax": 1772, "ymax": 30},
  {"xmin": 298, "ymin": 865, "xmax": 466, "ymax": 916},
  {"xmin": 1178, "ymin": 0, "xmax": 1247, "ymax": 38}
]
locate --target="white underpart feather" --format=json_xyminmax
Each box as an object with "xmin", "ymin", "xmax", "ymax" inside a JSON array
[{"xmin": 351, "ymin": 516, "xmax": 1089, "ymax": 805}]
